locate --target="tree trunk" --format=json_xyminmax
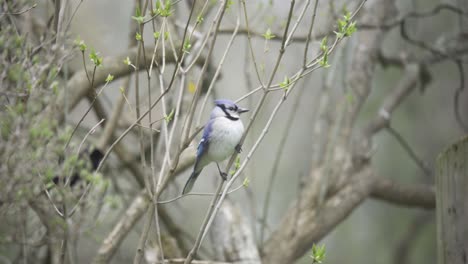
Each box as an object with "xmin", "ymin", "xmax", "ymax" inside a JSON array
[{"xmin": 436, "ymin": 136, "xmax": 468, "ymax": 264}]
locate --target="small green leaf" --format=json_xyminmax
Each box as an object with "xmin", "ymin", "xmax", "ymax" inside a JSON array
[
  {"xmin": 320, "ymin": 37, "xmax": 328, "ymax": 51},
  {"xmin": 345, "ymin": 21, "xmax": 357, "ymax": 36},
  {"xmin": 319, "ymin": 39, "xmax": 330, "ymax": 68},
  {"xmin": 310, "ymin": 244, "xmax": 326, "ymax": 263},
  {"xmin": 135, "ymin": 32, "xmax": 142, "ymax": 41},
  {"xmin": 230, "ymin": 156, "xmax": 241, "ymax": 175},
  {"xmin": 319, "ymin": 52, "xmax": 330, "ymax": 68},
  {"xmin": 234, "ymin": 155, "xmax": 241, "ymax": 170},
  {"xmin": 262, "ymin": 28, "xmax": 276, "ymax": 40},
  {"xmin": 105, "ymin": 74, "xmax": 114, "ymax": 83},
  {"xmin": 135, "ymin": 6, "xmax": 142, "ymax": 17},
  {"xmin": 226, "ymin": 0, "xmax": 234, "ymax": 9},
  {"xmin": 337, "ymin": 18, "xmax": 346, "ymax": 33},
  {"xmin": 131, "ymin": 15, "xmax": 145, "ymax": 24},
  {"xmin": 335, "ymin": 7, "xmax": 357, "ymax": 38},
  {"xmin": 89, "ymin": 49, "xmax": 103, "ymax": 66},
  {"xmin": 153, "ymin": 31, "xmax": 160, "ymax": 39},
  {"xmin": 183, "ymin": 39, "xmax": 192, "ymax": 54},
  {"xmin": 164, "ymin": 108, "xmax": 175, "ymax": 123},
  {"xmin": 123, "ymin": 57, "xmax": 132, "ymax": 66},
  {"xmin": 51, "ymin": 81, "xmax": 59, "ymax": 94},
  {"xmin": 242, "ymin": 177, "xmax": 250, "ymax": 187},
  {"xmin": 44, "ymin": 167, "xmax": 55, "ymax": 182},
  {"xmin": 74, "ymin": 37, "xmax": 87, "ymax": 51},
  {"xmin": 155, "ymin": 0, "xmax": 173, "ymax": 17},
  {"xmin": 279, "ymin": 76, "xmax": 291, "ymax": 90},
  {"xmin": 196, "ymin": 15, "xmax": 204, "ymax": 23},
  {"xmin": 45, "ymin": 182, "xmax": 55, "ymax": 189}
]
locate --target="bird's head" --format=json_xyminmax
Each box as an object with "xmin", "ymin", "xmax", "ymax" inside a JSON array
[{"xmin": 211, "ymin": 99, "xmax": 249, "ymax": 120}]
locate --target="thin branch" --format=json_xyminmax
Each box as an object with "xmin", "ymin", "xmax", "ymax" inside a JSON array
[
  {"xmin": 285, "ymin": 0, "xmax": 311, "ymax": 47},
  {"xmin": 303, "ymin": 0, "xmax": 320, "ymax": 68},
  {"xmin": 363, "ymin": 64, "xmax": 422, "ymax": 137},
  {"xmin": 0, "ymin": 3, "xmax": 36, "ymax": 16},
  {"xmin": 239, "ymin": 0, "xmax": 265, "ymax": 87},
  {"xmin": 92, "ymin": 152, "xmax": 197, "ymax": 263},
  {"xmin": 181, "ymin": 0, "xmax": 229, "ymax": 145},
  {"xmin": 183, "ymin": 0, "xmax": 220, "ymax": 72},
  {"xmin": 92, "ymin": 192, "xmax": 150, "ymax": 264},
  {"xmin": 259, "ymin": 85, "xmax": 305, "ymax": 246},
  {"xmin": 189, "ymin": 1, "xmax": 299, "ymax": 260},
  {"xmin": 150, "ymin": 14, "xmax": 172, "ymax": 264},
  {"xmin": 155, "ymin": 259, "xmax": 235, "ymax": 264},
  {"xmin": 96, "ymin": 76, "xmax": 132, "ymax": 150},
  {"xmin": 57, "ymin": 45, "xmax": 198, "ymax": 122},
  {"xmin": 217, "ymin": 27, "xmax": 330, "ymax": 44},
  {"xmin": 64, "ymin": 65, "xmax": 98, "ymax": 149},
  {"xmin": 157, "ymin": 184, "xmax": 245, "ymax": 205},
  {"xmin": 133, "ymin": 206, "xmax": 155, "ymax": 264},
  {"xmin": 262, "ymin": 1, "xmax": 396, "ymax": 262},
  {"xmin": 77, "ymin": 119, "xmax": 105, "ymax": 156},
  {"xmin": 196, "ymin": 4, "xmax": 241, "ymax": 127},
  {"xmin": 64, "ymin": 0, "xmax": 84, "ymax": 33},
  {"xmin": 385, "ymin": 125, "xmax": 433, "ymax": 177}
]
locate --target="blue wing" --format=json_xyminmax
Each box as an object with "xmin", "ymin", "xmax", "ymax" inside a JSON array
[
  {"xmin": 194, "ymin": 119, "xmax": 213, "ymax": 172},
  {"xmin": 182, "ymin": 119, "xmax": 214, "ymax": 194}
]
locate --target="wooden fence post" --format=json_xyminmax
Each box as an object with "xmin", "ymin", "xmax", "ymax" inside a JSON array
[{"xmin": 437, "ymin": 136, "xmax": 468, "ymax": 264}]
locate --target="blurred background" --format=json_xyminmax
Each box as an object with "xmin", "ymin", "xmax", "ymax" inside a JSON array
[{"xmin": 1, "ymin": 0, "xmax": 467, "ymax": 263}]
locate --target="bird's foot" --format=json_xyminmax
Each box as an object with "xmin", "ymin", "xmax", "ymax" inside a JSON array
[
  {"xmin": 219, "ymin": 171, "xmax": 228, "ymax": 181},
  {"xmin": 235, "ymin": 144, "xmax": 242, "ymax": 154},
  {"xmin": 216, "ymin": 162, "xmax": 228, "ymax": 180}
]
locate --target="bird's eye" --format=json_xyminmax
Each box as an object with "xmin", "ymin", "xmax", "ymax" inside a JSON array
[{"xmin": 228, "ymin": 107, "xmax": 234, "ymax": 111}]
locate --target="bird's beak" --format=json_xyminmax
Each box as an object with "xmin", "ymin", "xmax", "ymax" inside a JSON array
[{"xmin": 238, "ymin": 107, "xmax": 249, "ymax": 114}]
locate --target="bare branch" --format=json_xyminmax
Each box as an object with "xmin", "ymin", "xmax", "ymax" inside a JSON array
[
  {"xmin": 92, "ymin": 149, "xmax": 196, "ymax": 263},
  {"xmin": 0, "ymin": 3, "xmax": 37, "ymax": 16},
  {"xmin": 262, "ymin": 167, "xmax": 376, "ymax": 263},
  {"xmin": 217, "ymin": 27, "xmax": 331, "ymax": 44},
  {"xmin": 363, "ymin": 63, "xmax": 422, "ymax": 137},
  {"xmin": 370, "ymin": 175, "xmax": 435, "ymax": 209},
  {"xmin": 385, "ymin": 125, "xmax": 433, "ymax": 177},
  {"xmin": 185, "ymin": 1, "xmax": 299, "ymax": 262},
  {"xmin": 211, "ymin": 199, "xmax": 260, "ymax": 263},
  {"xmin": 57, "ymin": 45, "xmax": 186, "ymax": 121},
  {"xmin": 155, "ymin": 259, "xmax": 237, "ymax": 264},
  {"xmin": 92, "ymin": 192, "xmax": 150, "ymax": 264},
  {"xmin": 261, "ymin": 1, "xmax": 398, "ymax": 262}
]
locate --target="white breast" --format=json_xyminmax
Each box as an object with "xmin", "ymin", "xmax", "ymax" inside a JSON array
[{"xmin": 207, "ymin": 118, "xmax": 244, "ymax": 162}]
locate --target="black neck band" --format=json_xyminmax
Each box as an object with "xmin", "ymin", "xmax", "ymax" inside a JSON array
[{"xmin": 220, "ymin": 105, "xmax": 239, "ymax": 121}]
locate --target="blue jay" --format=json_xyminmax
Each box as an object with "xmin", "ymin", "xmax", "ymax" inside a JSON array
[{"xmin": 182, "ymin": 99, "xmax": 249, "ymax": 194}]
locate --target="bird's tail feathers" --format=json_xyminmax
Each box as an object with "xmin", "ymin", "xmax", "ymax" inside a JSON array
[{"xmin": 182, "ymin": 170, "xmax": 201, "ymax": 194}]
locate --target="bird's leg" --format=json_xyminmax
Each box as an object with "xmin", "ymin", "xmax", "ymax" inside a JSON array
[
  {"xmin": 216, "ymin": 162, "xmax": 228, "ymax": 180},
  {"xmin": 235, "ymin": 143, "xmax": 242, "ymax": 153}
]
